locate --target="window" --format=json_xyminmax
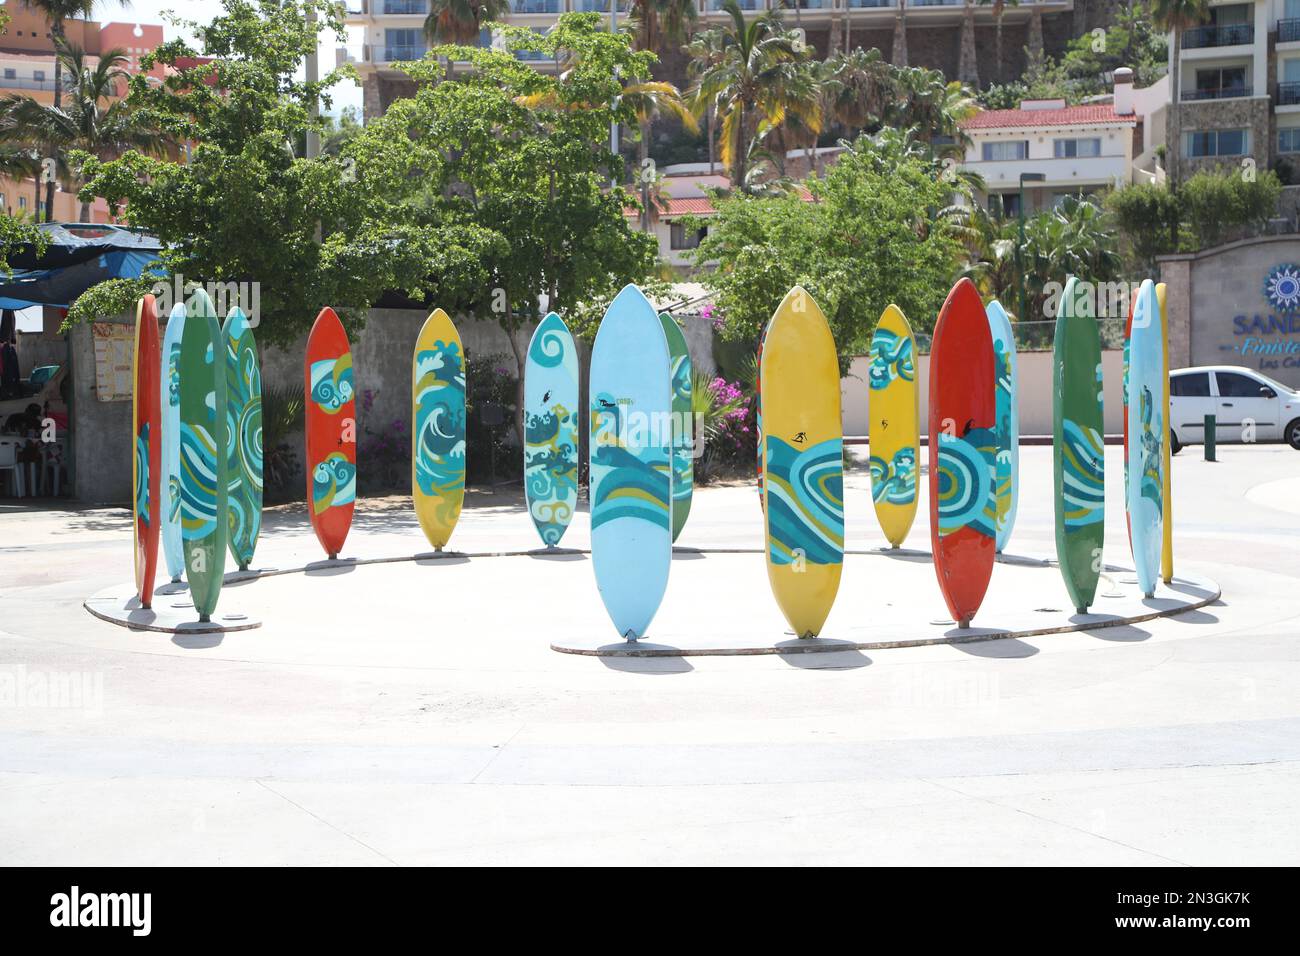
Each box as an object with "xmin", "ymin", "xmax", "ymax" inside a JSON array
[
  {"xmin": 1195, "ymin": 65, "xmax": 1247, "ymax": 97},
  {"xmin": 18, "ymin": 196, "xmax": 27, "ymax": 210},
  {"xmin": 33, "ymin": 70, "xmax": 44, "ymax": 82},
  {"xmin": 1216, "ymin": 371, "xmax": 1271, "ymax": 398},
  {"xmin": 988, "ymin": 192, "xmax": 1020, "ymax": 217},
  {"xmin": 2, "ymin": 69, "xmax": 13, "ymax": 80},
  {"xmin": 384, "ymin": 28, "xmax": 424, "ymax": 60},
  {"xmin": 1171, "ymin": 372, "xmax": 1211, "ymax": 397},
  {"xmin": 669, "ymin": 222, "xmax": 706, "ymax": 251},
  {"xmin": 1054, "ymin": 138, "xmax": 1101, "ymax": 158},
  {"xmin": 981, "ymin": 140, "xmax": 1028, "ymax": 161},
  {"xmin": 1281, "ymin": 128, "xmax": 1300, "ymax": 154},
  {"xmin": 1186, "ymin": 129, "xmax": 1248, "ymax": 157}
]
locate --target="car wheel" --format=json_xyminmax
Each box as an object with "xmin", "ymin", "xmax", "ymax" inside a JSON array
[
  {"xmin": 1286, "ymin": 419, "xmax": 1300, "ymax": 450},
  {"xmin": 1169, "ymin": 429, "xmax": 1182, "ymax": 455}
]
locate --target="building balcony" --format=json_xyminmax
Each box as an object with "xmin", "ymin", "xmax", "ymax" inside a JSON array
[
  {"xmin": 572, "ymin": 0, "xmax": 629, "ymax": 10},
  {"xmin": 1279, "ymin": 81, "xmax": 1300, "ymax": 106},
  {"xmin": 962, "ymin": 154, "xmax": 1129, "ymax": 190},
  {"xmin": 1280, "ymin": 18, "xmax": 1300, "ymax": 43},
  {"xmin": 511, "ymin": 0, "xmax": 563, "ymax": 11},
  {"xmin": 1182, "ymin": 24, "xmax": 1254, "ymax": 49},
  {"xmin": 1182, "ymin": 84, "xmax": 1252, "ymax": 101},
  {"xmin": 845, "ymin": 0, "xmax": 896, "ymax": 6}
]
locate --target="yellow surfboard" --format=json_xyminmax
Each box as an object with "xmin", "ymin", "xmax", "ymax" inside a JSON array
[
  {"xmin": 867, "ymin": 304, "xmax": 919, "ymax": 548},
  {"xmin": 761, "ymin": 286, "xmax": 844, "ymax": 639},
  {"xmin": 411, "ymin": 309, "xmax": 466, "ymax": 550},
  {"xmin": 1157, "ymin": 282, "xmax": 1172, "ymax": 584}
]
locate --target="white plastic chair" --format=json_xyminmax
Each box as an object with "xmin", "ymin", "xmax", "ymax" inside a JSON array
[{"xmin": 0, "ymin": 439, "xmax": 24, "ymax": 497}]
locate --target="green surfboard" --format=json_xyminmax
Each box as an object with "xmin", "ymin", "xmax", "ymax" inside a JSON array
[
  {"xmin": 658, "ymin": 312, "xmax": 693, "ymax": 542},
  {"xmin": 178, "ymin": 288, "xmax": 229, "ymax": 621},
  {"xmin": 1052, "ymin": 276, "xmax": 1105, "ymax": 613},
  {"xmin": 223, "ymin": 307, "xmax": 262, "ymax": 570}
]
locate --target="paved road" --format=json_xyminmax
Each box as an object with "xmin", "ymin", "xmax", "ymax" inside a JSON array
[{"xmin": 1, "ymin": 444, "xmax": 1298, "ymax": 865}]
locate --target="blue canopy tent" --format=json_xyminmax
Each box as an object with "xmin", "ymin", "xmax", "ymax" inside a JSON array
[
  {"xmin": 0, "ymin": 223, "xmax": 164, "ymax": 501},
  {"xmin": 0, "ymin": 223, "xmax": 164, "ymax": 309}
]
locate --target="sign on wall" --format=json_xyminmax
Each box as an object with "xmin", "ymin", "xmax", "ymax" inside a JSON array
[
  {"xmin": 92, "ymin": 322, "xmax": 133, "ymax": 402},
  {"xmin": 1220, "ymin": 262, "xmax": 1300, "ymax": 381}
]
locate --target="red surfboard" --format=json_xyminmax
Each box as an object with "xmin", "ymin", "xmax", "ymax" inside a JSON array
[
  {"xmin": 928, "ymin": 278, "xmax": 996, "ymax": 628},
  {"xmin": 305, "ymin": 307, "xmax": 357, "ymax": 558},
  {"xmin": 132, "ymin": 295, "xmax": 161, "ymax": 608}
]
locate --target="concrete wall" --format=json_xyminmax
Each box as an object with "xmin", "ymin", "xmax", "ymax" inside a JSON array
[
  {"xmin": 1160, "ymin": 235, "xmax": 1300, "ymax": 388},
  {"xmin": 65, "ymin": 306, "xmax": 718, "ymax": 504},
  {"xmin": 841, "ymin": 348, "xmax": 1126, "ymax": 438}
]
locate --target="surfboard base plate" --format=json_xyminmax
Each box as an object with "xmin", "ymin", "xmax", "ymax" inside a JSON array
[{"xmin": 84, "ymin": 584, "xmax": 262, "ymax": 634}]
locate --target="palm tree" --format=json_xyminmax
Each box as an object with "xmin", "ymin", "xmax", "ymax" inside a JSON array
[
  {"xmin": 688, "ymin": 0, "xmax": 817, "ymax": 188},
  {"xmin": 626, "ymin": 0, "xmax": 697, "ymax": 164},
  {"xmin": 892, "ymin": 0, "xmax": 909, "ymax": 67},
  {"xmin": 979, "ymin": 0, "xmax": 1019, "ymax": 85},
  {"xmin": 620, "ymin": 79, "xmax": 699, "ymax": 165},
  {"xmin": 958, "ymin": 0, "xmax": 978, "ymax": 87},
  {"xmin": 26, "ymin": 0, "xmax": 129, "ymax": 220},
  {"xmin": 423, "ymin": 0, "xmax": 510, "ymax": 79},
  {"xmin": 884, "ymin": 67, "xmax": 977, "ymax": 155},
  {"xmin": 1151, "ymin": 0, "xmax": 1210, "ymax": 186},
  {"xmin": 822, "ymin": 47, "xmax": 896, "ymax": 135},
  {"xmin": 3, "ymin": 46, "xmax": 170, "ymax": 221},
  {"xmin": 683, "ymin": 27, "xmax": 729, "ymax": 173}
]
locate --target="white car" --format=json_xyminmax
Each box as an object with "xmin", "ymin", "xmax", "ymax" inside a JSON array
[{"xmin": 1169, "ymin": 365, "xmax": 1300, "ymax": 452}]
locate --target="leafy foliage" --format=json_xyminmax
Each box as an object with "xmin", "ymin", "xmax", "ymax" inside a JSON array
[{"xmin": 690, "ymin": 131, "xmax": 970, "ymax": 371}]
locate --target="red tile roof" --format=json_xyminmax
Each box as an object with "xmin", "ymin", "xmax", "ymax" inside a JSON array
[{"xmin": 961, "ymin": 104, "xmax": 1136, "ymax": 130}]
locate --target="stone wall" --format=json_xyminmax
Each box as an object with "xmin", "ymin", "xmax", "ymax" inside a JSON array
[
  {"xmin": 1159, "ymin": 235, "xmax": 1300, "ymax": 388},
  {"xmin": 1167, "ymin": 98, "xmax": 1272, "ymax": 183}
]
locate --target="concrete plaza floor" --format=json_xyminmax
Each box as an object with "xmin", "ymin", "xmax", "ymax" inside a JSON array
[{"xmin": 1, "ymin": 444, "xmax": 1298, "ymax": 865}]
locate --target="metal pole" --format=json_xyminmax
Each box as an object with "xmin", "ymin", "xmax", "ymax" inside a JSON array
[
  {"xmin": 1204, "ymin": 414, "xmax": 1216, "ymax": 461},
  {"xmin": 1017, "ymin": 185, "xmax": 1026, "ymax": 322},
  {"xmin": 305, "ymin": 5, "xmax": 320, "ymax": 160}
]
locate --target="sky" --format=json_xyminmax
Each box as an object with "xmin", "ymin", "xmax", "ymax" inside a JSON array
[{"xmin": 89, "ymin": 0, "xmax": 365, "ymax": 115}]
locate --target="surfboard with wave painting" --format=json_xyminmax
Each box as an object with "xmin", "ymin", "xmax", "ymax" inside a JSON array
[
  {"xmin": 132, "ymin": 295, "xmax": 161, "ymax": 608},
  {"xmin": 761, "ymin": 286, "xmax": 843, "ymax": 639},
  {"xmin": 178, "ymin": 288, "xmax": 228, "ymax": 622},
  {"xmin": 1053, "ymin": 276, "xmax": 1105, "ymax": 613},
  {"xmin": 589, "ymin": 285, "xmax": 673, "ymax": 639},
  {"xmin": 928, "ymin": 278, "xmax": 996, "ymax": 629},
  {"xmin": 524, "ymin": 311, "xmax": 578, "ymax": 548},
  {"xmin": 305, "ymin": 307, "xmax": 357, "ymax": 559}
]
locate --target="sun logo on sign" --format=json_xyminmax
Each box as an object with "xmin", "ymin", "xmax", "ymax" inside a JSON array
[{"xmin": 1264, "ymin": 264, "xmax": 1300, "ymax": 312}]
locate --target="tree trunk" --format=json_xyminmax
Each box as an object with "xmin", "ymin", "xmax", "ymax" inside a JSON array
[
  {"xmin": 707, "ymin": 103, "xmax": 715, "ymax": 175},
  {"xmin": 892, "ymin": 6, "xmax": 909, "ymax": 68},
  {"xmin": 958, "ymin": 2, "xmax": 979, "ymax": 87},
  {"xmin": 32, "ymin": 176, "xmax": 40, "ymax": 221},
  {"xmin": 506, "ymin": 320, "xmax": 526, "ymax": 449},
  {"xmin": 995, "ymin": 11, "xmax": 1004, "ymax": 84},
  {"xmin": 1168, "ymin": 32, "xmax": 1182, "ymax": 189},
  {"xmin": 1028, "ymin": 6, "xmax": 1044, "ymax": 62},
  {"xmin": 79, "ymin": 197, "xmax": 91, "ymax": 222},
  {"xmin": 733, "ymin": 104, "xmax": 746, "ymax": 189},
  {"xmin": 46, "ymin": 22, "xmax": 65, "ymax": 223}
]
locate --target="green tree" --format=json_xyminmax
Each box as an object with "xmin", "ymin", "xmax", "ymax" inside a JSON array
[
  {"xmin": 689, "ymin": 131, "xmax": 970, "ymax": 370},
  {"xmin": 423, "ymin": 0, "xmax": 509, "ymax": 79},
  {"xmin": 1020, "ymin": 195, "xmax": 1121, "ymax": 319},
  {"xmin": 1105, "ymin": 180, "xmax": 1182, "ymax": 273},
  {"xmin": 356, "ymin": 15, "xmax": 659, "ymax": 433},
  {"xmin": 688, "ymin": 1, "xmax": 817, "ymax": 188},
  {"xmin": 1151, "ymin": 0, "xmax": 1210, "ymax": 185},
  {"xmin": 625, "ymin": 0, "xmax": 697, "ymax": 166},
  {"xmin": 1179, "ymin": 168, "xmax": 1282, "ymax": 249},
  {"xmin": 26, "ymin": 0, "xmax": 130, "ymax": 220},
  {"xmin": 3, "ymin": 44, "xmax": 170, "ymax": 221},
  {"xmin": 69, "ymin": 0, "xmax": 485, "ymax": 345}
]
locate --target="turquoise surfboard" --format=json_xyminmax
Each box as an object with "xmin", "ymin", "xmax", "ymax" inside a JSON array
[
  {"xmin": 223, "ymin": 307, "xmax": 262, "ymax": 570},
  {"xmin": 589, "ymin": 284, "xmax": 673, "ymax": 639},
  {"xmin": 659, "ymin": 312, "xmax": 693, "ymax": 542},
  {"xmin": 178, "ymin": 289, "xmax": 228, "ymax": 621},
  {"xmin": 160, "ymin": 302, "xmax": 186, "ymax": 582},
  {"xmin": 987, "ymin": 299, "xmax": 1019, "ymax": 552},
  {"xmin": 524, "ymin": 311, "xmax": 579, "ymax": 547},
  {"xmin": 1127, "ymin": 280, "xmax": 1164, "ymax": 597}
]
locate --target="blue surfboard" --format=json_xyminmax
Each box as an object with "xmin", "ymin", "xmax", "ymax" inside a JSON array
[
  {"xmin": 160, "ymin": 302, "xmax": 186, "ymax": 582},
  {"xmin": 987, "ymin": 299, "xmax": 1019, "ymax": 552},
  {"xmin": 524, "ymin": 312, "xmax": 579, "ymax": 547},
  {"xmin": 589, "ymin": 284, "xmax": 673, "ymax": 639},
  {"xmin": 1127, "ymin": 280, "xmax": 1164, "ymax": 597}
]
